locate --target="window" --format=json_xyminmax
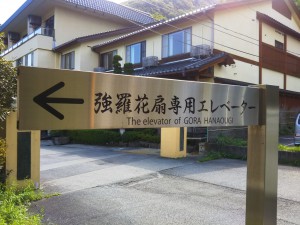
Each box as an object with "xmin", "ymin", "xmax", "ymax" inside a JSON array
[
  {"xmin": 126, "ymin": 41, "xmax": 146, "ymax": 64},
  {"xmin": 25, "ymin": 52, "xmax": 34, "ymax": 67},
  {"xmin": 275, "ymin": 40, "xmax": 284, "ymax": 50},
  {"xmin": 100, "ymin": 50, "xmax": 117, "ymax": 70},
  {"xmin": 16, "ymin": 52, "xmax": 34, "ymax": 67},
  {"xmin": 45, "ymin": 16, "xmax": 54, "ymax": 37},
  {"xmin": 16, "ymin": 58, "xmax": 23, "ymax": 66},
  {"xmin": 162, "ymin": 28, "xmax": 191, "ymax": 58},
  {"xmin": 61, "ymin": 51, "xmax": 75, "ymax": 69}
]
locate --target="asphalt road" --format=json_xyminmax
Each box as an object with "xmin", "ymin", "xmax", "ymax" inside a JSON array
[{"xmin": 30, "ymin": 142, "xmax": 300, "ymax": 225}]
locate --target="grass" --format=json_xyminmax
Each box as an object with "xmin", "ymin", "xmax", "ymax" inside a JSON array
[
  {"xmin": 278, "ymin": 144, "xmax": 300, "ymax": 152},
  {"xmin": 0, "ymin": 182, "xmax": 58, "ymax": 225},
  {"xmin": 199, "ymin": 151, "xmax": 246, "ymax": 163},
  {"xmin": 215, "ymin": 135, "xmax": 247, "ymax": 147}
]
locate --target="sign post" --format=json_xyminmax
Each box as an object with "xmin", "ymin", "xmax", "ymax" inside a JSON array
[
  {"xmin": 16, "ymin": 66, "xmax": 279, "ymax": 224},
  {"xmin": 246, "ymin": 85, "xmax": 279, "ymax": 225}
]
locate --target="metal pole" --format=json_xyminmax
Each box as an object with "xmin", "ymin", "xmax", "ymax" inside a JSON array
[{"xmin": 246, "ymin": 85, "xmax": 279, "ymax": 225}]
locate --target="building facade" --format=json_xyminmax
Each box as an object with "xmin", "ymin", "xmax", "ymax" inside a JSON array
[
  {"xmin": 0, "ymin": 0, "xmax": 154, "ymax": 70},
  {"xmin": 1, "ymin": 0, "xmax": 299, "ymax": 121},
  {"xmin": 91, "ymin": 0, "xmax": 300, "ymax": 116}
]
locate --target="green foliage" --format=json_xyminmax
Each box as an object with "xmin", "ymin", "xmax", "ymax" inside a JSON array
[
  {"xmin": 125, "ymin": 0, "xmax": 300, "ymax": 18},
  {"xmin": 152, "ymin": 12, "xmax": 166, "ymax": 21},
  {"xmin": 122, "ymin": 129, "xmax": 160, "ymax": 143},
  {"xmin": 0, "ymin": 33, "xmax": 17, "ymax": 122},
  {"xmin": 0, "ymin": 182, "xmax": 44, "ymax": 225},
  {"xmin": 124, "ymin": 0, "xmax": 207, "ymax": 19},
  {"xmin": 279, "ymin": 125, "xmax": 294, "ymax": 135},
  {"xmin": 199, "ymin": 150, "xmax": 246, "ymax": 163},
  {"xmin": 0, "ymin": 139, "xmax": 7, "ymax": 183},
  {"xmin": 66, "ymin": 129, "xmax": 160, "ymax": 145},
  {"xmin": 278, "ymin": 144, "xmax": 300, "ymax": 152},
  {"xmin": 216, "ymin": 135, "xmax": 247, "ymax": 147},
  {"xmin": 113, "ymin": 55, "xmax": 123, "ymax": 74},
  {"xmin": 66, "ymin": 130, "xmax": 121, "ymax": 145},
  {"xmin": 123, "ymin": 63, "xmax": 134, "ymax": 75},
  {"xmin": 199, "ymin": 151, "xmax": 224, "ymax": 162},
  {"xmin": 0, "ymin": 139, "xmax": 5, "ymax": 167}
]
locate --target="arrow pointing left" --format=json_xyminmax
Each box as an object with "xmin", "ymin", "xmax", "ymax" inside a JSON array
[{"xmin": 33, "ymin": 82, "xmax": 84, "ymax": 120}]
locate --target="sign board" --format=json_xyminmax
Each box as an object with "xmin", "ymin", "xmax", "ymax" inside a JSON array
[{"xmin": 18, "ymin": 66, "xmax": 259, "ymax": 130}]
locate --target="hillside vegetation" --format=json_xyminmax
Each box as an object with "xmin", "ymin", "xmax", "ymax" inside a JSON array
[
  {"xmin": 124, "ymin": 0, "xmax": 300, "ymax": 20},
  {"xmin": 124, "ymin": 0, "xmax": 209, "ymax": 20}
]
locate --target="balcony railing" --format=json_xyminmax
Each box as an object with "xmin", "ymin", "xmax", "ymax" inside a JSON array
[{"xmin": 0, "ymin": 27, "xmax": 55, "ymax": 57}]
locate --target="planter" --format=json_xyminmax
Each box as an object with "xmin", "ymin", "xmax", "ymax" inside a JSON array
[
  {"xmin": 205, "ymin": 143, "xmax": 300, "ymax": 164},
  {"xmin": 52, "ymin": 136, "xmax": 70, "ymax": 145}
]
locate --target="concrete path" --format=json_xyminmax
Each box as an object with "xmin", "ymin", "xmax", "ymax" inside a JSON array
[{"xmin": 31, "ymin": 142, "xmax": 300, "ymax": 225}]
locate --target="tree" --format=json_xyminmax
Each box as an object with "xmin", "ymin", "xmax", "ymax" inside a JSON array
[
  {"xmin": 123, "ymin": 63, "xmax": 134, "ymax": 75},
  {"xmin": 0, "ymin": 33, "xmax": 17, "ymax": 122},
  {"xmin": 294, "ymin": 0, "xmax": 300, "ymax": 9},
  {"xmin": 113, "ymin": 55, "xmax": 123, "ymax": 74}
]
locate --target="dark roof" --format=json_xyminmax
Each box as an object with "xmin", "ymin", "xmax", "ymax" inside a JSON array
[
  {"xmin": 0, "ymin": 0, "xmax": 155, "ymax": 32},
  {"xmin": 53, "ymin": 26, "xmax": 140, "ymax": 52},
  {"xmin": 134, "ymin": 53, "xmax": 234, "ymax": 77},
  {"xmin": 63, "ymin": 0, "xmax": 155, "ymax": 24}
]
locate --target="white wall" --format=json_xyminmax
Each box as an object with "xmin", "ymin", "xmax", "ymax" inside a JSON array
[
  {"xmin": 286, "ymin": 75, "xmax": 300, "ymax": 92},
  {"xmin": 54, "ymin": 7, "xmax": 129, "ymax": 46},
  {"xmin": 262, "ymin": 68, "xmax": 284, "ymax": 89},
  {"xmin": 287, "ymin": 35, "xmax": 300, "ymax": 56},
  {"xmin": 4, "ymin": 35, "xmax": 53, "ymax": 62},
  {"xmin": 262, "ymin": 23, "xmax": 285, "ymax": 46},
  {"xmin": 214, "ymin": 60, "xmax": 259, "ymax": 84},
  {"xmin": 214, "ymin": 5, "xmax": 259, "ymax": 62},
  {"xmin": 36, "ymin": 49, "xmax": 56, "ymax": 68}
]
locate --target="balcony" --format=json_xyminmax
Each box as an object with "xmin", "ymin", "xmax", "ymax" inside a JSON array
[{"xmin": 0, "ymin": 27, "xmax": 55, "ymax": 57}]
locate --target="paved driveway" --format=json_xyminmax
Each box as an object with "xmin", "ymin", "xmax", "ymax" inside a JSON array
[{"xmin": 31, "ymin": 142, "xmax": 300, "ymax": 225}]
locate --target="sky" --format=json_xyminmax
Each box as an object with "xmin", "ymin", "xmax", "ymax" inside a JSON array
[{"xmin": 0, "ymin": 0, "xmax": 127, "ymax": 25}]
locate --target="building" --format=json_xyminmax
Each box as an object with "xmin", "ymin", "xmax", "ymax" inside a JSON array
[
  {"xmin": 1, "ymin": 0, "xmax": 299, "ymax": 128},
  {"xmin": 91, "ymin": 0, "xmax": 300, "ymax": 123},
  {"xmin": 0, "ymin": 0, "xmax": 155, "ymax": 70}
]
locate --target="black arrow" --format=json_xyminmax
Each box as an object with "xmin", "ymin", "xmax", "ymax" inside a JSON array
[{"xmin": 33, "ymin": 82, "xmax": 84, "ymax": 120}]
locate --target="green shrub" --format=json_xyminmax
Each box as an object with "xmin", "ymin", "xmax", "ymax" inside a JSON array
[
  {"xmin": 66, "ymin": 130, "xmax": 121, "ymax": 145},
  {"xmin": 123, "ymin": 63, "xmax": 134, "ymax": 75},
  {"xmin": 279, "ymin": 125, "xmax": 294, "ymax": 136},
  {"xmin": 122, "ymin": 129, "xmax": 160, "ymax": 143},
  {"xmin": 0, "ymin": 182, "xmax": 44, "ymax": 225},
  {"xmin": 0, "ymin": 139, "xmax": 5, "ymax": 167},
  {"xmin": 216, "ymin": 135, "xmax": 247, "ymax": 147},
  {"xmin": 113, "ymin": 55, "xmax": 122, "ymax": 74},
  {"xmin": 278, "ymin": 144, "xmax": 300, "ymax": 152},
  {"xmin": 0, "ymin": 139, "xmax": 6, "ymax": 183},
  {"xmin": 57, "ymin": 129, "xmax": 160, "ymax": 145}
]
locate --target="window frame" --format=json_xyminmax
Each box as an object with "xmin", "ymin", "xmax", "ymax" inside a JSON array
[
  {"xmin": 61, "ymin": 51, "xmax": 75, "ymax": 70},
  {"xmin": 25, "ymin": 52, "xmax": 34, "ymax": 67},
  {"xmin": 100, "ymin": 50, "xmax": 117, "ymax": 70},
  {"xmin": 275, "ymin": 40, "xmax": 284, "ymax": 50},
  {"xmin": 162, "ymin": 27, "xmax": 192, "ymax": 58},
  {"xmin": 126, "ymin": 41, "xmax": 146, "ymax": 64}
]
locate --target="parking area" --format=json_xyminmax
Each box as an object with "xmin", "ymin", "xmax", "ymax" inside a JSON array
[{"xmin": 30, "ymin": 142, "xmax": 300, "ymax": 225}]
